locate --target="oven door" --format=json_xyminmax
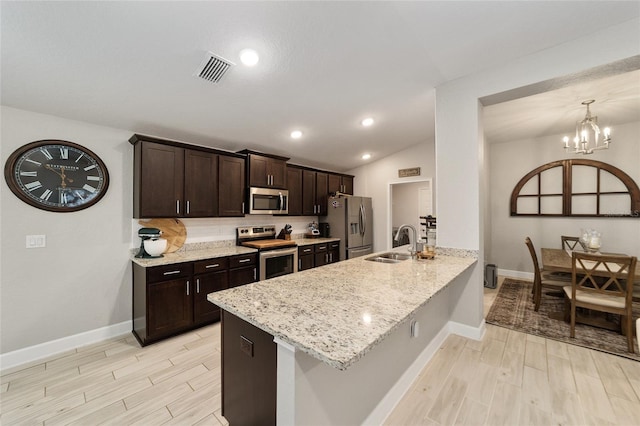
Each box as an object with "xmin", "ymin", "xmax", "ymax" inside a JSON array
[{"xmin": 259, "ymin": 247, "xmax": 298, "ymax": 281}]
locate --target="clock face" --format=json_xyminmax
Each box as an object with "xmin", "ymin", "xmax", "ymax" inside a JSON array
[{"xmin": 4, "ymin": 140, "xmax": 109, "ymax": 212}]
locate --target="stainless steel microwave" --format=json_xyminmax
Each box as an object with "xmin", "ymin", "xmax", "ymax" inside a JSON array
[{"xmin": 248, "ymin": 187, "xmax": 289, "ymax": 215}]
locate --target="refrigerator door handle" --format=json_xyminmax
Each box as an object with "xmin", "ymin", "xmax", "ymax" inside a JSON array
[{"xmin": 359, "ymin": 204, "xmax": 366, "ymax": 236}]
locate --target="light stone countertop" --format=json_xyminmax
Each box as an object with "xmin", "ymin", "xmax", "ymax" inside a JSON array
[
  {"xmin": 208, "ymin": 248, "xmax": 477, "ymax": 370},
  {"xmin": 293, "ymin": 237, "xmax": 340, "ymax": 246},
  {"xmin": 131, "ymin": 245, "xmax": 257, "ymax": 267},
  {"xmin": 130, "ymin": 237, "xmax": 340, "ymax": 267}
]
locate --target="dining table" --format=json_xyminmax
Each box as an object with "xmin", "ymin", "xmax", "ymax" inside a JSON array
[{"xmin": 541, "ymin": 248, "xmax": 640, "ymax": 280}]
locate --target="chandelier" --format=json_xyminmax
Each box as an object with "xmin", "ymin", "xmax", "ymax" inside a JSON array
[{"xmin": 563, "ymin": 100, "xmax": 611, "ymax": 155}]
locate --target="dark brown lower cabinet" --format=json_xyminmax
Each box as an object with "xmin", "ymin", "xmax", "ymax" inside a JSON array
[
  {"xmin": 132, "ymin": 253, "xmax": 255, "ymax": 346},
  {"xmin": 148, "ymin": 278, "xmax": 193, "ymax": 338},
  {"xmin": 222, "ymin": 311, "xmax": 276, "ymax": 426}
]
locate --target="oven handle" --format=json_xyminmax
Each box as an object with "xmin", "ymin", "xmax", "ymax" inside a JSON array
[{"xmin": 259, "ymin": 246, "xmax": 298, "ymax": 258}]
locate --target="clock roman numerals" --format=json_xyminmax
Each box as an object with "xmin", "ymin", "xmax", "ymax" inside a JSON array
[{"xmin": 6, "ymin": 140, "xmax": 109, "ymax": 212}]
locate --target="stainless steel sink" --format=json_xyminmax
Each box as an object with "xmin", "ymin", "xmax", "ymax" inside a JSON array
[{"xmin": 365, "ymin": 252, "xmax": 412, "ymax": 263}]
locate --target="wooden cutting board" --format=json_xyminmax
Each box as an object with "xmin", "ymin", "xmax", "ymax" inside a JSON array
[
  {"xmin": 138, "ymin": 218, "xmax": 187, "ymax": 253},
  {"xmin": 242, "ymin": 240, "xmax": 296, "ymax": 250}
]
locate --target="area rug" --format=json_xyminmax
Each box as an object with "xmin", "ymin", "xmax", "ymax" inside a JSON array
[{"xmin": 486, "ymin": 278, "xmax": 640, "ymax": 361}]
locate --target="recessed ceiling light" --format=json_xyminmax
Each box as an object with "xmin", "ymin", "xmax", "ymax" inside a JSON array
[
  {"xmin": 290, "ymin": 130, "xmax": 303, "ymax": 139},
  {"xmin": 361, "ymin": 117, "xmax": 375, "ymax": 127},
  {"xmin": 362, "ymin": 153, "xmax": 371, "ymax": 160},
  {"xmin": 239, "ymin": 49, "xmax": 259, "ymax": 66}
]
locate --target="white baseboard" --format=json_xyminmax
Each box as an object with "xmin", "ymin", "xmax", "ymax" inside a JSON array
[
  {"xmin": 1, "ymin": 320, "xmax": 132, "ymax": 372},
  {"xmin": 498, "ymin": 268, "xmax": 533, "ymax": 281},
  {"xmin": 368, "ymin": 319, "xmax": 484, "ymax": 425}
]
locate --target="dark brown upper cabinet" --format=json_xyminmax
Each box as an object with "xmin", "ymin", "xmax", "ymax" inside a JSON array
[
  {"xmin": 239, "ymin": 150, "xmax": 288, "ymax": 189},
  {"xmin": 328, "ymin": 173, "xmax": 354, "ymax": 195},
  {"xmin": 303, "ymin": 169, "xmax": 328, "ymax": 215},
  {"xmin": 130, "ymin": 134, "xmax": 244, "ymax": 218},
  {"xmin": 510, "ymin": 159, "xmax": 640, "ymax": 217},
  {"xmin": 218, "ymin": 155, "xmax": 246, "ymax": 217},
  {"xmin": 286, "ymin": 166, "xmax": 303, "ymax": 216}
]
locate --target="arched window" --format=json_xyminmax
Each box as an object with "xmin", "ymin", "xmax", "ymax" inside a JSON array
[{"xmin": 510, "ymin": 159, "xmax": 640, "ymax": 217}]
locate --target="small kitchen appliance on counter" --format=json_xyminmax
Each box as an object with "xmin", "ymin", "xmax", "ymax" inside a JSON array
[
  {"xmin": 306, "ymin": 221, "xmax": 320, "ymax": 237},
  {"xmin": 318, "ymin": 222, "xmax": 330, "ymax": 238},
  {"xmin": 135, "ymin": 227, "xmax": 165, "ymax": 258}
]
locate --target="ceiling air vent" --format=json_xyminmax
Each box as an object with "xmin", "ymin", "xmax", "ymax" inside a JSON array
[{"xmin": 194, "ymin": 52, "xmax": 235, "ymax": 84}]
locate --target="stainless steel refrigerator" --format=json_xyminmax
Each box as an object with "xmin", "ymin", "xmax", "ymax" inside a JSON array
[{"xmin": 324, "ymin": 196, "xmax": 373, "ymax": 260}]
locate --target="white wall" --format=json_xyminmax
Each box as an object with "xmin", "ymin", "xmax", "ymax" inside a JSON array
[
  {"xmin": 434, "ymin": 18, "xmax": 639, "ymax": 329},
  {"xmin": 349, "ymin": 141, "xmax": 436, "ymax": 252},
  {"xmin": 1, "ymin": 106, "xmax": 134, "ymax": 354},
  {"xmin": 0, "ymin": 106, "xmax": 321, "ymax": 360},
  {"xmin": 489, "ymin": 121, "xmax": 640, "ymax": 274},
  {"xmin": 392, "ymin": 180, "xmax": 432, "ymax": 240}
]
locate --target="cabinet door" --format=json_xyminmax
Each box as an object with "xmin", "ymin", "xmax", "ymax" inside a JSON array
[
  {"xmin": 302, "ymin": 170, "xmax": 316, "ymax": 216},
  {"xmin": 286, "ymin": 167, "xmax": 302, "ymax": 216},
  {"xmin": 248, "ymin": 155, "xmax": 269, "ymax": 187},
  {"xmin": 269, "ymin": 158, "xmax": 287, "ymax": 188},
  {"xmin": 328, "ymin": 174, "xmax": 341, "ymax": 194},
  {"xmin": 298, "ymin": 254, "xmax": 314, "ymax": 271},
  {"xmin": 342, "ymin": 176, "xmax": 354, "ymax": 195},
  {"xmin": 314, "ymin": 252, "xmax": 329, "ymax": 268},
  {"xmin": 184, "ymin": 150, "xmax": 218, "ymax": 217},
  {"xmin": 194, "ymin": 270, "xmax": 228, "ymax": 325},
  {"xmin": 328, "ymin": 242, "xmax": 341, "ymax": 263},
  {"xmin": 315, "ymin": 171, "xmax": 328, "ymax": 215},
  {"xmin": 229, "ymin": 266, "xmax": 257, "ymax": 288},
  {"xmin": 148, "ymin": 278, "xmax": 192, "ymax": 339},
  {"xmin": 138, "ymin": 142, "xmax": 184, "ymax": 217},
  {"xmin": 219, "ymin": 155, "xmax": 246, "ymax": 217}
]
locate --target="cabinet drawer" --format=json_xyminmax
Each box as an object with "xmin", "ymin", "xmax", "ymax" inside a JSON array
[
  {"xmin": 315, "ymin": 244, "xmax": 328, "ymax": 253},
  {"xmin": 147, "ymin": 263, "xmax": 192, "ymax": 283},
  {"xmin": 229, "ymin": 253, "xmax": 257, "ymax": 269},
  {"xmin": 298, "ymin": 246, "xmax": 314, "ymax": 256},
  {"xmin": 329, "ymin": 242, "xmax": 340, "ymax": 250},
  {"xmin": 194, "ymin": 257, "xmax": 229, "ymax": 274}
]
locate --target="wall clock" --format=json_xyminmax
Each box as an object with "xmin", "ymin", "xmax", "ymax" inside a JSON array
[{"xmin": 4, "ymin": 140, "xmax": 110, "ymax": 212}]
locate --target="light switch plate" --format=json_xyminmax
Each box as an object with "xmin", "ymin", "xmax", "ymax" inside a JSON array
[{"xmin": 26, "ymin": 235, "xmax": 46, "ymax": 248}]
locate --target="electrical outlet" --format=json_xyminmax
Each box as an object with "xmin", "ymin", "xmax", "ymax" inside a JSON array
[
  {"xmin": 26, "ymin": 235, "xmax": 46, "ymax": 248},
  {"xmin": 240, "ymin": 335, "xmax": 254, "ymax": 357},
  {"xmin": 410, "ymin": 319, "xmax": 419, "ymax": 338}
]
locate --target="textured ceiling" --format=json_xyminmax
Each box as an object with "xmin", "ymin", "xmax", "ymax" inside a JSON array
[{"xmin": 2, "ymin": 2, "xmax": 639, "ymax": 171}]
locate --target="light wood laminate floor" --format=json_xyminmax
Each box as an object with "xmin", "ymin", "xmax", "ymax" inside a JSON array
[{"xmin": 2, "ymin": 277, "xmax": 639, "ymax": 425}]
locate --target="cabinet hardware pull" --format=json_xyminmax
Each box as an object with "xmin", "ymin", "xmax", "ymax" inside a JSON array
[
  {"xmin": 325, "ymin": 254, "xmax": 329, "ymax": 263},
  {"xmin": 196, "ymin": 279, "xmax": 200, "ymax": 293},
  {"xmin": 186, "ymin": 201, "xmax": 190, "ymax": 215},
  {"xmin": 176, "ymin": 200, "xmax": 180, "ymax": 215},
  {"xmin": 205, "ymin": 264, "xmax": 220, "ymax": 269},
  {"xmin": 163, "ymin": 270, "xmax": 181, "ymax": 275},
  {"xmin": 303, "ymin": 248, "xmax": 311, "ymax": 253},
  {"xmin": 253, "ymin": 268, "xmax": 257, "ymax": 280},
  {"xmin": 241, "ymin": 202, "xmax": 245, "ymax": 213},
  {"xmin": 329, "ymin": 253, "xmax": 333, "ymax": 262},
  {"xmin": 239, "ymin": 258, "xmax": 251, "ymax": 263},
  {"xmin": 186, "ymin": 281, "xmax": 190, "ymax": 296},
  {"xmin": 298, "ymin": 259, "xmax": 301, "ymax": 269}
]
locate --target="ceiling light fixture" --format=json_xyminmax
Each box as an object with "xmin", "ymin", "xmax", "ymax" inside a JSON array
[
  {"xmin": 362, "ymin": 153, "xmax": 371, "ymax": 160},
  {"xmin": 290, "ymin": 130, "xmax": 302, "ymax": 139},
  {"xmin": 563, "ymin": 100, "xmax": 611, "ymax": 155},
  {"xmin": 361, "ymin": 117, "xmax": 374, "ymax": 127},
  {"xmin": 239, "ymin": 49, "xmax": 259, "ymax": 67}
]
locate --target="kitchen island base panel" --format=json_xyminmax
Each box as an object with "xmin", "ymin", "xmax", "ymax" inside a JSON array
[{"xmin": 221, "ymin": 272, "xmax": 484, "ymax": 425}]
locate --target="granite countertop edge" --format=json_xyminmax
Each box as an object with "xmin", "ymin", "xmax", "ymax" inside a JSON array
[{"xmin": 209, "ymin": 249, "xmax": 478, "ymax": 370}]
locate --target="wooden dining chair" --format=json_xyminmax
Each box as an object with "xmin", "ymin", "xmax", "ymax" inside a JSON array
[
  {"xmin": 561, "ymin": 235, "xmax": 587, "ymax": 251},
  {"xmin": 563, "ymin": 252, "xmax": 637, "ymax": 353},
  {"xmin": 525, "ymin": 237, "xmax": 571, "ymax": 311}
]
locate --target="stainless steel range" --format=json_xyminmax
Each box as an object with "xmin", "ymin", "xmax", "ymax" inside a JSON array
[{"xmin": 237, "ymin": 225, "xmax": 298, "ymax": 281}]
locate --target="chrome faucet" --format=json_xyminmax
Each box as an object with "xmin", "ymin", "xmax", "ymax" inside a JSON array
[{"xmin": 394, "ymin": 224, "xmax": 418, "ymax": 258}]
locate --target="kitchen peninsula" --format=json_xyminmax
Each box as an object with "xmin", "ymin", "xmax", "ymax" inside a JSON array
[{"xmin": 208, "ymin": 247, "xmax": 478, "ymax": 425}]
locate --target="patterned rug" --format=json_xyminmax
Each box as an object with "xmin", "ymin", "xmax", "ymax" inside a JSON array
[{"xmin": 486, "ymin": 278, "xmax": 639, "ymax": 361}]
